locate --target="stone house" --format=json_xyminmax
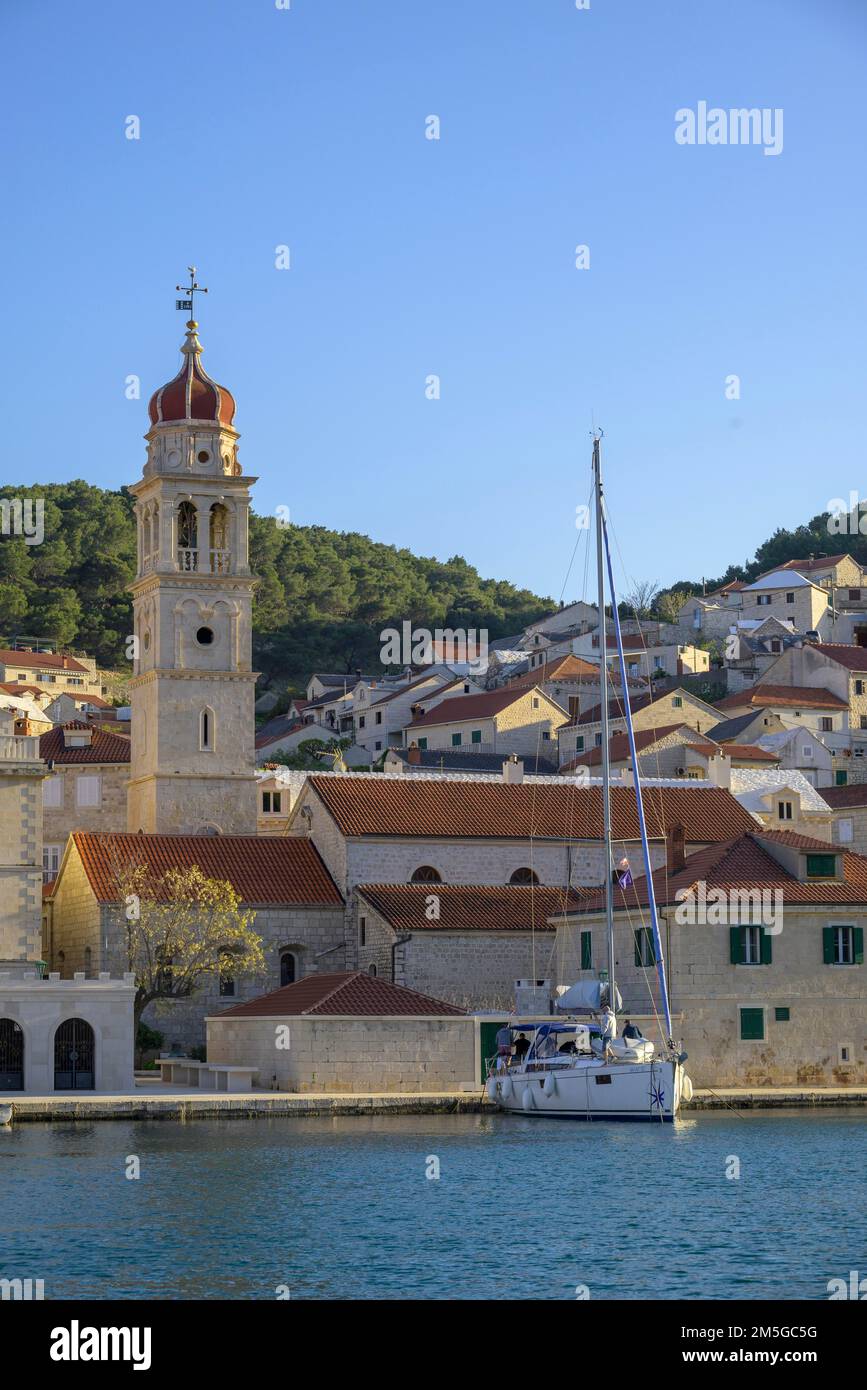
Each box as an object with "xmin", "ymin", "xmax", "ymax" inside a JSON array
[
  {"xmin": 0, "ymin": 646, "xmax": 104, "ymax": 702},
  {"xmin": 45, "ymin": 830, "xmax": 345, "ymax": 1051},
  {"xmin": 821, "ymin": 785, "xmax": 867, "ymax": 856},
  {"xmin": 564, "ymin": 723, "xmax": 712, "ymax": 777},
  {"xmin": 754, "ymin": 726, "xmax": 835, "ymax": 788},
  {"xmin": 352, "ymin": 669, "xmax": 470, "ymax": 759},
  {"xmin": 572, "ymin": 632, "xmax": 710, "ymax": 679},
  {"xmin": 558, "ymin": 687, "xmax": 722, "ymax": 766},
  {"xmin": 711, "ymin": 683, "xmax": 850, "ymax": 744},
  {"xmin": 0, "ymin": 710, "xmax": 134, "ymax": 1095},
  {"xmin": 555, "ymin": 829, "xmax": 867, "ymax": 1087},
  {"xmin": 404, "ymin": 686, "xmax": 569, "ymax": 758},
  {"xmin": 39, "ymin": 721, "xmax": 130, "ymax": 883},
  {"xmin": 207, "ymin": 971, "xmax": 476, "ymax": 1094},
  {"xmin": 354, "ymin": 883, "xmax": 585, "ymax": 1010},
  {"xmin": 501, "ymin": 653, "xmax": 646, "ymax": 715}
]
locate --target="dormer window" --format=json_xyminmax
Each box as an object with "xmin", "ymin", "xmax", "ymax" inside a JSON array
[
  {"xmin": 806, "ymin": 853, "xmax": 836, "ymax": 879},
  {"xmin": 778, "ymin": 800, "xmax": 793, "ymax": 820}
]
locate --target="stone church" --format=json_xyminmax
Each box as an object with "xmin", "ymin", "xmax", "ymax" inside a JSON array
[{"xmin": 44, "ymin": 313, "xmax": 346, "ymax": 1056}]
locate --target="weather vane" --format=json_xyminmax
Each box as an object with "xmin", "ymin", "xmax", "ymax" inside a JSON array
[{"xmin": 175, "ymin": 266, "xmax": 208, "ymax": 318}]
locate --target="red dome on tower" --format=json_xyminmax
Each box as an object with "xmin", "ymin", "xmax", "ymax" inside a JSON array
[{"xmin": 148, "ymin": 321, "xmax": 236, "ymax": 427}]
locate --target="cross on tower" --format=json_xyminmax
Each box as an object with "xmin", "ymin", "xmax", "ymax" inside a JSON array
[{"xmin": 175, "ymin": 266, "xmax": 208, "ymax": 318}]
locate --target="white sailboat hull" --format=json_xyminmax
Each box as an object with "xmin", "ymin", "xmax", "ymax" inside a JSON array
[{"xmin": 490, "ymin": 1058, "xmax": 684, "ymax": 1122}]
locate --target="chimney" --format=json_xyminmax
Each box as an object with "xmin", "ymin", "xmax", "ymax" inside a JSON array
[
  {"xmin": 503, "ymin": 754, "xmax": 524, "ymax": 784},
  {"xmin": 666, "ymin": 824, "xmax": 686, "ymax": 874},
  {"xmin": 407, "ymin": 742, "xmax": 422, "ymax": 766},
  {"xmin": 706, "ymin": 750, "xmax": 731, "ymax": 789}
]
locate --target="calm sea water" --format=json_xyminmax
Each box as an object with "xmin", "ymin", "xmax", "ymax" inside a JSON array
[{"xmin": 0, "ymin": 1111, "xmax": 864, "ymax": 1300}]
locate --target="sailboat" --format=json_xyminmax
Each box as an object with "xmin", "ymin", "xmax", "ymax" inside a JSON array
[{"xmin": 486, "ymin": 434, "xmax": 692, "ymax": 1121}]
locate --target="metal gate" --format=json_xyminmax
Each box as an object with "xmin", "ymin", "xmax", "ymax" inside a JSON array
[
  {"xmin": 54, "ymin": 1018, "xmax": 95, "ymax": 1091},
  {"xmin": 0, "ymin": 1019, "xmax": 24, "ymax": 1090}
]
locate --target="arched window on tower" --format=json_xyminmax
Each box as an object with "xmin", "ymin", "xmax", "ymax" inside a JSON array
[
  {"xmin": 142, "ymin": 510, "xmax": 151, "ymax": 567},
  {"xmin": 177, "ymin": 500, "xmax": 198, "ymax": 571},
  {"xmin": 200, "ymin": 706, "xmax": 215, "ymax": 752},
  {"xmin": 209, "ymin": 503, "xmax": 230, "ymax": 574}
]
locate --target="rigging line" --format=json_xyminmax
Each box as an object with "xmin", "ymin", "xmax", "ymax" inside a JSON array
[
  {"xmin": 601, "ymin": 506, "xmax": 674, "ymax": 1041},
  {"xmin": 605, "ymin": 504, "xmax": 675, "ymax": 937},
  {"xmin": 559, "ymin": 482, "xmax": 595, "ymax": 606}
]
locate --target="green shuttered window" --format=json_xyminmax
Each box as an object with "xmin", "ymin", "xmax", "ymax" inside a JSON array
[{"xmin": 740, "ymin": 1008, "xmax": 764, "ymax": 1041}]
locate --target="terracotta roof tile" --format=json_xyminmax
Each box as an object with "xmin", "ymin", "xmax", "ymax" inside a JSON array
[
  {"xmin": 215, "ymin": 970, "xmax": 464, "ymax": 1018},
  {"xmin": 39, "ymin": 723, "xmax": 130, "ymax": 764},
  {"xmin": 820, "ymin": 786, "xmax": 867, "ymax": 809},
  {"xmin": 70, "ymin": 832, "xmax": 343, "ymax": 905},
  {"xmin": 357, "ymin": 883, "xmax": 586, "ymax": 932},
  {"xmin": 810, "ymin": 644, "xmax": 867, "ymax": 673},
  {"xmin": 570, "ymin": 831, "xmax": 865, "ymax": 913},
  {"xmin": 0, "ymin": 648, "xmax": 88, "ymax": 673},
  {"xmin": 408, "ymin": 687, "xmax": 558, "ymax": 729},
  {"xmin": 714, "ymin": 684, "xmax": 848, "ymax": 712},
  {"xmin": 306, "ymin": 775, "xmax": 757, "ymax": 842},
  {"xmin": 567, "ymin": 723, "xmax": 687, "ymax": 768}
]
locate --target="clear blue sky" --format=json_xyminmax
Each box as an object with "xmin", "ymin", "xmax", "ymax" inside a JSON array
[{"xmin": 2, "ymin": 0, "xmax": 865, "ymax": 607}]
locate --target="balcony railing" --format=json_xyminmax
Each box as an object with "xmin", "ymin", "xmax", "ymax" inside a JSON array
[
  {"xmin": 0, "ymin": 734, "xmax": 41, "ymax": 762},
  {"xmin": 209, "ymin": 549, "xmax": 231, "ymax": 574},
  {"xmin": 177, "ymin": 548, "xmax": 199, "ymax": 572},
  {"xmin": 176, "ymin": 549, "xmax": 232, "ymax": 574}
]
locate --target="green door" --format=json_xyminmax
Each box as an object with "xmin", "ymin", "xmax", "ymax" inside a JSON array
[{"xmin": 479, "ymin": 1021, "xmax": 503, "ymax": 1081}]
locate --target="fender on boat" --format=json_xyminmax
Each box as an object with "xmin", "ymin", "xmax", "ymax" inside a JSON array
[
  {"xmin": 499, "ymin": 1075, "xmax": 512, "ymax": 1102},
  {"xmin": 522, "ymin": 1083, "xmax": 535, "ymax": 1111},
  {"xmin": 543, "ymin": 1071, "xmax": 558, "ymax": 1097},
  {"xmin": 485, "ymin": 1076, "xmax": 498, "ymax": 1101},
  {"xmin": 681, "ymin": 1073, "xmax": 693, "ymax": 1103}
]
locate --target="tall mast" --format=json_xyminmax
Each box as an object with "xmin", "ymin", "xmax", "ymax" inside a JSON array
[{"xmin": 593, "ymin": 433, "xmax": 616, "ymax": 1006}]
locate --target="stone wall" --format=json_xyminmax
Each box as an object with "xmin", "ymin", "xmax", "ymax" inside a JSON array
[
  {"xmin": 42, "ymin": 762, "xmax": 129, "ymax": 861},
  {"xmin": 206, "ymin": 1013, "xmax": 478, "ymax": 1092},
  {"xmin": 557, "ymin": 905, "xmax": 867, "ymax": 1087}
]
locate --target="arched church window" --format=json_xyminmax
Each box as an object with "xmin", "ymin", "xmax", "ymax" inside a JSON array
[
  {"xmin": 142, "ymin": 511, "xmax": 151, "ymax": 560},
  {"xmin": 209, "ymin": 504, "xmax": 230, "ymax": 573},
  {"xmin": 410, "ymin": 865, "xmax": 441, "ymax": 883},
  {"xmin": 200, "ymin": 707, "xmax": 215, "ymax": 751},
  {"xmin": 280, "ymin": 951, "xmax": 296, "ymax": 987},
  {"xmin": 177, "ymin": 500, "xmax": 198, "ymax": 571},
  {"xmin": 509, "ymin": 868, "xmax": 539, "ymax": 885}
]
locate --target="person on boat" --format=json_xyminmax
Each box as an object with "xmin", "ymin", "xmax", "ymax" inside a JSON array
[
  {"xmin": 622, "ymin": 1019, "xmax": 644, "ymax": 1041},
  {"xmin": 495, "ymin": 1022, "xmax": 512, "ymax": 1070},
  {"xmin": 513, "ymin": 1032, "xmax": 531, "ymax": 1061},
  {"xmin": 599, "ymin": 1005, "xmax": 616, "ymax": 1060}
]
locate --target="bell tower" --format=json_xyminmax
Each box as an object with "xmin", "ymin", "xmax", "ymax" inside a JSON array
[{"xmin": 126, "ymin": 291, "xmax": 258, "ymax": 835}]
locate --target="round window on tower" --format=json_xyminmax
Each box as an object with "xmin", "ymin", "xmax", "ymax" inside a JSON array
[
  {"xmin": 196, "ymin": 626, "xmax": 214, "ymax": 646},
  {"xmin": 197, "ymin": 450, "xmax": 210, "ymax": 464}
]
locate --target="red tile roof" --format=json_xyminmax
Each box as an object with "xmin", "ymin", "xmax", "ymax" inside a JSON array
[
  {"xmin": 820, "ymin": 786, "xmax": 867, "ymax": 809},
  {"xmin": 39, "ymin": 722, "xmax": 131, "ymax": 764},
  {"xmin": 306, "ymin": 775, "xmax": 757, "ymax": 842},
  {"xmin": 771, "ymin": 555, "xmax": 852, "ymax": 575},
  {"xmin": 408, "ymin": 686, "xmax": 561, "ymax": 729},
  {"xmin": 685, "ymin": 741, "xmax": 779, "ymax": 763},
  {"xmin": 357, "ymin": 884, "xmax": 586, "ymax": 932},
  {"xmin": 566, "ymin": 723, "xmax": 687, "ymax": 769},
  {"xmin": 505, "ymin": 655, "xmax": 602, "ymax": 688},
  {"xmin": 215, "ymin": 970, "xmax": 464, "ymax": 1017},
  {"xmin": 0, "ymin": 648, "xmax": 88, "ymax": 673},
  {"xmin": 70, "ymin": 832, "xmax": 343, "ymax": 905},
  {"xmin": 570, "ymin": 831, "xmax": 864, "ymax": 914},
  {"xmin": 713, "ymin": 684, "xmax": 848, "ymax": 712},
  {"xmin": 568, "ymin": 692, "xmax": 656, "ymax": 726},
  {"xmin": 810, "ymin": 644, "xmax": 867, "ymax": 672},
  {"xmin": 0, "ymin": 682, "xmax": 45, "ymax": 698}
]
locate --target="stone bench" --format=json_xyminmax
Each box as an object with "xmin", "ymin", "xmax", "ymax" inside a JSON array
[
  {"xmin": 156, "ymin": 1058, "xmax": 207, "ymax": 1087},
  {"xmin": 198, "ymin": 1064, "xmax": 257, "ymax": 1092},
  {"xmin": 156, "ymin": 1059, "xmax": 256, "ymax": 1091}
]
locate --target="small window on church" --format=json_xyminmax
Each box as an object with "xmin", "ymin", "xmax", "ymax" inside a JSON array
[
  {"xmin": 196, "ymin": 627, "xmax": 214, "ymax": 646},
  {"xmin": 197, "ymin": 451, "xmax": 210, "ymax": 464},
  {"xmin": 200, "ymin": 708, "xmax": 214, "ymax": 751}
]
